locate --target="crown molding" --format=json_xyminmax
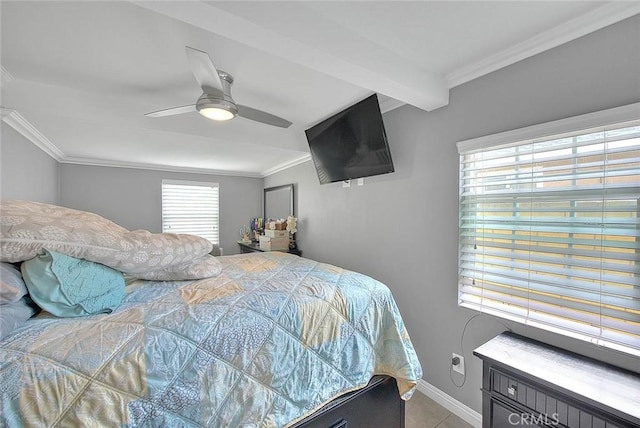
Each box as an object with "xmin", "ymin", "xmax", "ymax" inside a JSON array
[
  {"xmin": 1, "ymin": 110, "xmax": 65, "ymax": 161},
  {"xmin": 0, "ymin": 106, "xmax": 296, "ymax": 178},
  {"xmin": 446, "ymin": 2, "xmax": 640, "ymax": 89},
  {"xmin": 379, "ymin": 97, "xmax": 406, "ymax": 114},
  {"xmin": 1, "ymin": 66, "xmax": 14, "ymax": 86},
  {"xmin": 60, "ymin": 156, "xmax": 263, "ymax": 178},
  {"xmin": 0, "ymin": 107, "xmax": 14, "ymax": 119},
  {"xmin": 261, "ymin": 153, "xmax": 311, "ymax": 178}
]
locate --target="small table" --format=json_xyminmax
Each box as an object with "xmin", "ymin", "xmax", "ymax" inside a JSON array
[
  {"xmin": 474, "ymin": 332, "xmax": 640, "ymax": 428},
  {"xmin": 237, "ymin": 241, "xmax": 302, "ymax": 257}
]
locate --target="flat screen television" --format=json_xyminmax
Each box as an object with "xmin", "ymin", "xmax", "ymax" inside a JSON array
[{"xmin": 305, "ymin": 94, "xmax": 394, "ymax": 184}]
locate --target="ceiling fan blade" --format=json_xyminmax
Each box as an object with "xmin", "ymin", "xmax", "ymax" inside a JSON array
[
  {"xmin": 237, "ymin": 105, "xmax": 292, "ymax": 128},
  {"xmin": 145, "ymin": 104, "xmax": 196, "ymax": 118},
  {"xmin": 185, "ymin": 46, "xmax": 224, "ymax": 96}
]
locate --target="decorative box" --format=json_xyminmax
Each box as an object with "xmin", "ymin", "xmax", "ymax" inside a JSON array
[
  {"xmin": 264, "ymin": 229, "xmax": 288, "ymax": 238},
  {"xmin": 265, "ymin": 220, "xmax": 287, "ymax": 230},
  {"xmin": 259, "ymin": 236, "xmax": 290, "ymax": 251}
]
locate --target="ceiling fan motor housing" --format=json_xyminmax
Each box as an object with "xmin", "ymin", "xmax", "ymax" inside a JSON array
[{"xmin": 196, "ymin": 70, "xmax": 238, "ymax": 116}]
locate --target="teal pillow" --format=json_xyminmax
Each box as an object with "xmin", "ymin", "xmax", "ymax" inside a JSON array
[{"xmin": 21, "ymin": 249, "xmax": 125, "ymax": 317}]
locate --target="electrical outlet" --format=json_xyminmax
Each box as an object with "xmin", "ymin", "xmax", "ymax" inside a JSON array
[{"xmin": 452, "ymin": 353, "xmax": 465, "ymax": 375}]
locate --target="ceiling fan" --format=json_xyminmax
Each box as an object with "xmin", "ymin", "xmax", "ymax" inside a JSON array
[{"xmin": 145, "ymin": 46, "xmax": 292, "ymax": 128}]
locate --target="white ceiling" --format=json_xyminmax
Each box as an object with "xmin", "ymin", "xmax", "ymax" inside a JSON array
[{"xmin": 1, "ymin": 1, "xmax": 638, "ymax": 177}]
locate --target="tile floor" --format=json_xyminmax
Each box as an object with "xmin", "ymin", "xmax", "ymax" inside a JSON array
[{"xmin": 405, "ymin": 392, "xmax": 474, "ymax": 428}]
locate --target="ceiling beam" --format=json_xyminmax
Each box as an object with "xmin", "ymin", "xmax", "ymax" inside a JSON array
[{"xmin": 131, "ymin": 1, "xmax": 449, "ymax": 112}]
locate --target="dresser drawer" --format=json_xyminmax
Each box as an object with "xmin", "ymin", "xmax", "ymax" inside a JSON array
[
  {"xmin": 490, "ymin": 367, "xmax": 554, "ymax": 414},
  {"xmin": 491, "ymin": 367, "xmax": 556, "ymax": 421},
  {"xmin": 488, "ymin": 367, "xmax": 623, "ymax": 428}
]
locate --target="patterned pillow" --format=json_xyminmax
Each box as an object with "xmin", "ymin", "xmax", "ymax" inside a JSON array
[
  {"xmin": 0, "ymin": 262, "xmax": 28, "ymax": 304},
  {"xmin": 134, "ymin": 254, "xmax": 222, "ymax": 280},
  {"xmin": 0, "ymin": 200, "xmax": 221, "ymax": 280}
]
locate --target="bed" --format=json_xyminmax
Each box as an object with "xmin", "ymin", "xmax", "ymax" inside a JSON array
[{"xmin": 0, "ymin": 201, "xmax": 422, "ymax": 427}]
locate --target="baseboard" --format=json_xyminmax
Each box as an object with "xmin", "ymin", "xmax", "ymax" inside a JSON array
[{"xmin": 416, "ymin": 379, "xmax": 482, "ymax": 428}]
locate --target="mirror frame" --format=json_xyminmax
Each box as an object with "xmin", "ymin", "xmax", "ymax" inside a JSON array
[{"xmin": 263, "ymin": 184, "xmax": 294, "ymax": 221}]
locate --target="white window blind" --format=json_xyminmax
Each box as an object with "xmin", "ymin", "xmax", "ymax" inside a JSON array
[
  {"xmin": 457, "ymin": 105, "xmax": 640, "ymax": 356},
  {"xmin": 161, "ymin": 180, "xmax": 219, "ymax": 245}
]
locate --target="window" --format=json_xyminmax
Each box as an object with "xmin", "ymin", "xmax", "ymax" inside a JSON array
[
  {"xmin": 457, "ymin": 104, "xmax": 640, "ymax": 356},
  {"xmin": 161, "ymin": 180, "xmax": 219, "ymax": 245}
]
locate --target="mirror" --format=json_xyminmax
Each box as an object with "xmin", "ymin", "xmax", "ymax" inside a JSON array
[{"xmin": 264, "ymin": 184, "xmax": 294, "ymax": 221}]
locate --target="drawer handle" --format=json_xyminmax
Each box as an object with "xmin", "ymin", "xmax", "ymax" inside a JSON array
[{"xmin": 330, "ymin": 419, "xmax": 347, "ymax": 428}]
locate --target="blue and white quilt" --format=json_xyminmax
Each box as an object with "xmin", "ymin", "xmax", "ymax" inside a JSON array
[{"xmin": 1, "ymin": 252, "xmax": 422, "ymax": 427}]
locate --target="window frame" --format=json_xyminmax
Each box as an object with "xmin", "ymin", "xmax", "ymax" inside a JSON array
[
  {"xmin": 456, "ymin": 103, "xmax": 640, "ymax": 356},
  {"xmin": 161, "ymin": 179, "xmax": 220, "ymax": 245}
]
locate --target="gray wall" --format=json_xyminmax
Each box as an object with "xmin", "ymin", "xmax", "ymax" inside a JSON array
[
  {"xmin": 0, "ymin": 124, "xmax": 59, "ymax": 203},
  {"xmin": 59, "ymin": 164, "xmax": 262, "ymax": 255},
  {"xmin": 265, "ymin": 16, "xmax": 640, "ymax": 413}
]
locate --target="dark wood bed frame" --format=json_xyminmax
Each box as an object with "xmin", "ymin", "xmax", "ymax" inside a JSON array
[{"xmin": 292, "ymin": 376, "xmax": 405, "ymax": 428}]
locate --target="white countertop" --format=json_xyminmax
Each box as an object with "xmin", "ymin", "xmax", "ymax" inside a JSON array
[{"xmin": 474, "ymin": 332, "xmax": 640, "ymax": 420}]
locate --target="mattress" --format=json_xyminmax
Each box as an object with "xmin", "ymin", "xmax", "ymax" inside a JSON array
[{"xmin": 0, "ymin": 252, "xmax": 422, "ymax": 427}]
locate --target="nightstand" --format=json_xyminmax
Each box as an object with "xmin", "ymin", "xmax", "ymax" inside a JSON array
[{"xmin": 237, "ymin": 241, "xmax": 302, "ymax": 256}]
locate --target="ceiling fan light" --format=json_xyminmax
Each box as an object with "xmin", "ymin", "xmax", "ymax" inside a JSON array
[
  {"xmin": 199, "ymin": 107, "xmax": 235, "ymax": 121},
  {"xmin": 196, "ymin": 94, "xmax": 238, "ymax": 121}
]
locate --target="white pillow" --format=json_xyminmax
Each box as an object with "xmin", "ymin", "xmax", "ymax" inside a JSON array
[
  {"xmin": 0, "ymin": 200, "xmax": 221, "ymax": 280},
  {"xmin": 0, "ymin": 297, "xmax": 38, "ymax": 341},
  {"xmin": 134, "ymin": 254, "xmax": 222, "ymax": 281},
  {"xmin": 0, "ymin": 262, "xmax": 28, "ymax": 304}
]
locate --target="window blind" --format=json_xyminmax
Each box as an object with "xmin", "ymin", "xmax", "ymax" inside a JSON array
[
  {"xmin": 161, "ymin": 180, "xmax": 219, "ymax": 245},
  {"xmin": 457, "ymin": 109, "xmax": 640, "ymax": 356}
]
